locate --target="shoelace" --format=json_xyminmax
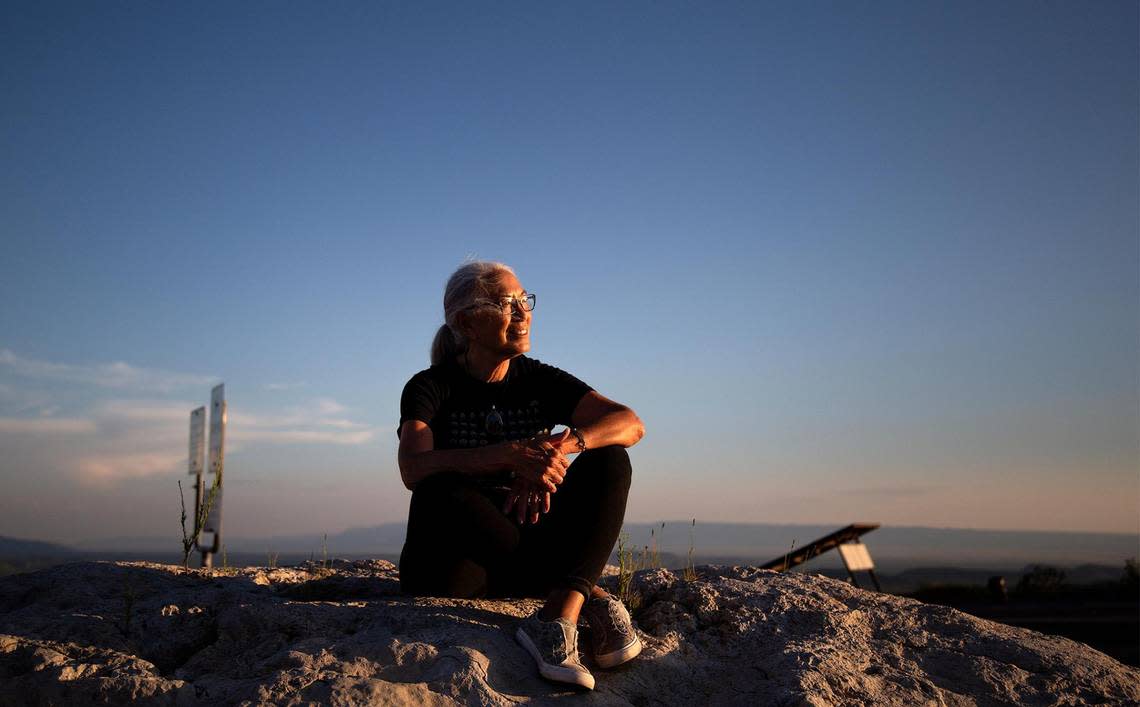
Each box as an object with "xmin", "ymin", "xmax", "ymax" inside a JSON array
[
  {"xmin": 590, "ymin": 599, "xmax": 632, "ymax": 634},
  {"xmin": 536, "ymin": 620, "xmax": 574, "ymax": 663}
]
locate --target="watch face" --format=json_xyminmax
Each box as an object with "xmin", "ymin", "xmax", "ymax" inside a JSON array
[{"xmin": 485, "ymin": 407, "xmax": 505, "ymax": 437}]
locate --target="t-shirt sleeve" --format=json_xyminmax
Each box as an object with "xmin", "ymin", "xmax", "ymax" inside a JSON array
[
  {"xmin": 398, "ymin": 371, "xmax": 442, "ymax": 439},
  {"xmin": 534, "ymin": 361, "xmax": 594, "ymax": 425}
]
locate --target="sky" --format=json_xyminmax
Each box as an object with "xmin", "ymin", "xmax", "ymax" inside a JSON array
[{"xmin": 1, "ymin": 1, "xmax": 1137, "ymax": 545}]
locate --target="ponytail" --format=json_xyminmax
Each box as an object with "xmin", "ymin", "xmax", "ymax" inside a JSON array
[{"xmin": 430, "ymin": 324, "xmax": 463, "ymax": 366}]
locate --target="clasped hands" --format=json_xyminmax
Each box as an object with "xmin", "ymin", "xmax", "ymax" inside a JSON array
[{"xmin": 501, "ymin": 428, "xmax": 574, "ymax": 524}]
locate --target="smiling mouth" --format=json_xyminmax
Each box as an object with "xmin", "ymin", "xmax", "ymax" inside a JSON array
[{"xmin": 509, "ymin": 327, "xmax": 529, "ymax": 337}]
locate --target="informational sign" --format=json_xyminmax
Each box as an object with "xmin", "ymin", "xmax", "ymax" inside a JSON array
[
  {"xmin": 188, "ymin": 406, "xmax": 206, "ymax": 536},
  {"xmin": 837, "ymin": 542, "xmax": 875, "ymax": 571},
  {"xmin": 200, "ymin": 384, "xmax": 226, "ymax": 559}
]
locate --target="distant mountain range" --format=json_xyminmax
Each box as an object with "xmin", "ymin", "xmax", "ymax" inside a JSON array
[
  {"xmin": 4, "ymin": 524, "xmax": 1136, "ymax": 591},
  {"xmin": 52, "ymin": 522, "xmax": 1138, "ymax": 572},
  {"xmin": 0, "ymin": 536, "xmax": 81, "ymax": 559}
]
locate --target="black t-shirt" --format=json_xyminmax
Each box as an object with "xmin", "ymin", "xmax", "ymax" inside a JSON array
[{"xmin": 399, "ymin": 355, "xmax": 593, "ymax": 451}]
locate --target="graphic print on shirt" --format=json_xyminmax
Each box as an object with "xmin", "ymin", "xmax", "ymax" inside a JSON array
[{"xmin": 447, "ymin": 400, "xmax": 547, "ymax": 447}]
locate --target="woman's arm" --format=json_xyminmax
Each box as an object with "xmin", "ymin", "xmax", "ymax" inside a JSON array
[
  {"xmin": 566, "ymin": 391, "xmax": 645, "ymax": 450},
  {"xmin": 502, "ymin": 392, "xmax": 643, "ymax": 523},
  {"xmin": 397, "ymin": 420, "xmax": 568, "ymax": 492}
]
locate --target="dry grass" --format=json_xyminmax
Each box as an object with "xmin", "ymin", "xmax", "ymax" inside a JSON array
[
  {"xmin": 617, "ymin": 519, "xmax": 702, "ymax": 609},
  {"xmin": 178, "ymin": 475, "xmax": 220, "ymax": 569}
]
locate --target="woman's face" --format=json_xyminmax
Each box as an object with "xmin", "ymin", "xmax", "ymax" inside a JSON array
[{"xmin": 462, "ymin": 272, "xmax": 531, "ymax": 360}]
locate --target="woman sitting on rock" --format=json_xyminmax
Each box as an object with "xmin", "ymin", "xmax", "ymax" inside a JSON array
[{"xmin": 397, "ymin": 260, "xmax": 646, "ymax": 690}]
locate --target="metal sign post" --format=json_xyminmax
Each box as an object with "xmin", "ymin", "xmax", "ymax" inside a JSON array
[
  {"xmin": 199, "ymin": 384, "xmax": 226, "ymax": 568},
  {"xmin": 188, "ymin": 406, "xmax": 206, "ymax": 542},
  {"xmin": 760, "ymin": 523, "xmax": 883, "ymax": 591}
]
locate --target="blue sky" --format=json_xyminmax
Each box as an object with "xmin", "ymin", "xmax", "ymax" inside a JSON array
[{"xmin": 1, "ymin": 1, "xmax": 1136, "ymax": 544}]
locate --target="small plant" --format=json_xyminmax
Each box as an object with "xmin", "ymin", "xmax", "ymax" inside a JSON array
[
  {"xmin": 781, "ymin": 538, "xmax": 797, "ymax": 573},
  {"xmin": 178, "ymin": 475, "xmax": 221, "ymax": 569},
  {"xmin": 322, "ymin": 533, "xmax": 329, "ymax": 571},
  {"xmin": 683, "ymin": 518, "xmax": 698, "ymax": 582},
  {"xmin": 219, "ymin": 544, "xmax": 236, "ymax": 575},
  {"xmin": 651, "ymin": 522, "xmax": 664, "ymax": 568},
  {"xmin": 615, "ymin": 532, "xmax": 641, "ymax": 610},
  {"xmin": 267, "ymin": 551, "xmax": 279, "ymax": 569},
  {"xmin": 616, "ymin": 533, "xmax": 631, "ymax": 596}
]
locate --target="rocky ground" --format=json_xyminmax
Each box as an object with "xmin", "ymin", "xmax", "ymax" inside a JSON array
[{"xmin": 0, "ymin": 560, "xmax": 1137, "ymax": 706}]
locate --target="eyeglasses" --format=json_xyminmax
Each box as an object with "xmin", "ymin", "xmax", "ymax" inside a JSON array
[{"xmin": 469, "ymin": 293, "xmax": 536, "ymax": 315}]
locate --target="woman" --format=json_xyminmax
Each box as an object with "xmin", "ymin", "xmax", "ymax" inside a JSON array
[{"xmin": 397, "ymin": 260, "xmax": 645, "ymax": 690}]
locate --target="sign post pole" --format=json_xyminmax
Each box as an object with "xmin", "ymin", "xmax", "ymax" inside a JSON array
[
  {"xmin": 188, "ymin": 406, "xmax": 206, "ymax": 542},
  {"xmin": 199, "ymin": 384, "xmax": 226, "ymax": 568}
]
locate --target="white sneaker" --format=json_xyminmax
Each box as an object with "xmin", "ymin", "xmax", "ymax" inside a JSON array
[
  {"xmin": 515, "ymin": 614, "xmax": 595, "ymax": 690},
  {"xmin": 582, "ymin": 595, "xmax": 642, "ymax": 669}
]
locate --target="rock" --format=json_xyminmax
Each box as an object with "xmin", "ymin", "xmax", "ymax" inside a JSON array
[{"xmin": 0, "ymin": 560, "xmax": 1134, "ymax": 705}]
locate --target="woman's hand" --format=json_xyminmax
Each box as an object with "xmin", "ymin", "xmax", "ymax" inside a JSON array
[
  {"xmin": 502, "ymin": 478, "xmax": 551, "ymax": 524},
  {"xmin": 499, "ymin": 429, "xmax": 572, "ymax": 493}
]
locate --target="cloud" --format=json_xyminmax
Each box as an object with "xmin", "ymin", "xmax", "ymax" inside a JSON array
[
  {"xmin": 0, "ymin": 382, "xmax": 58, "ymax": 417},
  {"xmin": 313, "ymin": 398, "xmax": 346, "ymax": 416},
  {"xmin": 226, "ymin": 397, "xmax": 376, "ymax": 446},
  {"xmin": 228, "ymin": 428, "xmax": 375, "ymax": 445},
  {"xmin": 843, "ymin": 485, "xmax": 944, "ymax": 499},
  {"xmin": 0, "ymin": 417, "xmax": 97, "ymax": 434},
  {"xmin": 94, "ymin": 399, "xmax": 198, "ymax": 423},
  {"xmin": 76, "ymin": 451, "xmax": 187, "ymax": 484},
  {"xmin": 265, "ymin": 382, "xmax": 306, "ymax": 391},
  {"xmin": 0, "ymin": 395, "xmax": 377, "ymax": 485},
  {"xmin": 0, "ymin": 349, "xmax": 216, "ymax": 392}
]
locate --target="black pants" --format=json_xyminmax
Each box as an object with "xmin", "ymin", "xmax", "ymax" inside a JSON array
[{"xmin": 399, "ymin": 446, "xmax": 632, "ymax": 600}]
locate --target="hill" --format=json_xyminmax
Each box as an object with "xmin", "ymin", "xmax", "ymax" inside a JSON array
[{"xmin": 0, "ymin": 560, "xmax": 1136, "ymax": 705}]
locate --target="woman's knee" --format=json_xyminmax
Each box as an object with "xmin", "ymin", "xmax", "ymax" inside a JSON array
[
  {"xmin": 573, "ymin": 445, "xmax": 632, "ymax": 491},
  {"xmin": 399, "ymin": 549, "xmax": 488, "ymax": 599},
  {"xmin": 408, "ymin": 471, "xmax": 473, "ymax": 514},
  {"xmin": 411, "ymin": 470, "xmax": 466, "ymax": 497}
]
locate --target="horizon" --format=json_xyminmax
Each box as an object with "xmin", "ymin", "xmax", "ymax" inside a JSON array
[
  {"xmin": 2, "ymin": 2, "xmax": 1137, "ymax": 543},
  {"xmin": 9, "ymin": 520, "xmax": 1135, "ymax": 567},
  {"xmin": 44, "ymin": 520, "xmax": 1140, "ymax": 547},
  {"xmin": 5, "ymin": 521, "xmax": 1137, "ymax": 578}
]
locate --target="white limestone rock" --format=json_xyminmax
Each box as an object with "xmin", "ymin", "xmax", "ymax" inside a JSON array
[{"xmin": 0, "ymin": 560, "xmax": 1135, "ymax": 706}]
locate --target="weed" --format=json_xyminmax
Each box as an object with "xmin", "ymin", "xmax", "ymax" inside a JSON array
[
  {"xmin": 650, "ymin": 522, "xmax": 664, "ymax": 568},
  {"xmin": 267, "ymin": 551, "xmax": 279, "ymax": 569},
  {"xmin": 781, "ymin": 538, "xmax": 797, "ymax": 572},
  {"xmin": 615, "ymin": 532, "xmax": 641, "ymax": 610},
  {"xmin": 219, "ymin": 544, "xmax": 236, "ymax": 575},
  {"xmin": 683, "ymin": 518, "xmax": 698, "ymax": 582},
  {"xmin": 178, "ymin": 475, "xmax": 220, "ymax": 569},
  {"xmin": 631, "ymin": 522, "xmax": 669, "ymax": 571},
  {"xmin": 322, "ymin": 533, "xmax": 329, "ymax": 571}
]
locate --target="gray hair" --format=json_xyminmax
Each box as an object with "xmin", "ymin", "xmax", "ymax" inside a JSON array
[{"xmin": 430, "ymin": 260, "xmax": 515, "ymax": 365}]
